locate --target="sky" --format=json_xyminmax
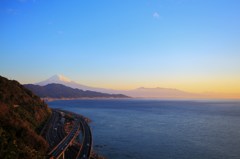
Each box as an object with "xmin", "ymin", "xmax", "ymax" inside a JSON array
[{"xmin": 1, "ymin": 0, "xmax": 240, "ymax": 94}]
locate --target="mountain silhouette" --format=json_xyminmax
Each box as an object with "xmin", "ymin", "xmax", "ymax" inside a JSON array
[{"xmin": 24, "ymin": 83, "xmax": 129, "ymax": 99}]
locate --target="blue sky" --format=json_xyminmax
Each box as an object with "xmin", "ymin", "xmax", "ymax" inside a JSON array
[{"xmin": 1, "ymin": 0, "xmax": 240, "ymax": 93}]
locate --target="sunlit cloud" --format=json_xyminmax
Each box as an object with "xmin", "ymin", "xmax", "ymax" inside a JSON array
[{"xmin": 153, "ymin": 12, "xmax": 160, "ymax": 19}]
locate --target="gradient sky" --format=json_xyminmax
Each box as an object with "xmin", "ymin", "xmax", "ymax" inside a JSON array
[{"xmin": 1, "ymin": 0, "xmax": 240, "ymax": 93}]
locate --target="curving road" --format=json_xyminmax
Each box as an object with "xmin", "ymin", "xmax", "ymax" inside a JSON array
[
  {"xmin": 49, "ymin": 120, "xmax": 80, "ymax": 158},
  {"xmin": 45, "ymin": 110, "xmax": 66, "ymax": 149},
  {"xmin": 45, "ymin": 109, "xmax": 92, "ymax": 159},
  {"xmin": 76, "ymin": 117, "xmax": 92, "ymax": 159}
]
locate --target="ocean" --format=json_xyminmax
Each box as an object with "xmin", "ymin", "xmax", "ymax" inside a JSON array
[{"xmin": 48, "ymin": 99, "xmax": 240, "ymax": 159}]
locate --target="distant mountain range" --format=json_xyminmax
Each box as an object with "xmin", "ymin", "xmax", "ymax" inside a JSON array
[
  {"xmin": 36, "ymin": 74, "xmax": 118, "ymax": 94},
  {"xmin": 24, "ymin": 83, "xmax": 129, "ymax": 99},
  {"xmin": 31, "ymin": 74, "xmax": 239, "ymax": 99},
  {"xmin": 33, "ymin": 74, "xmax": 194, "ymax": 98},
  {"xmin": 122, "ymin": 87, "xmax": 198, "ymax": 99}
]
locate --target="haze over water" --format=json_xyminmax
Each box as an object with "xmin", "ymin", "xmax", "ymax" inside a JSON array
[{"xmin": 49, "ymin": 99, "xmax": 240, "ymax": 159}]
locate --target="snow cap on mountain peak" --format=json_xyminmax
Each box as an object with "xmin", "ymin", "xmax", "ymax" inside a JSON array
[
  {"xmin": 35, "ymin": 74, "xmax": 106, "ymax": 92},
  {"xmin": 53, "ymin": 74, "xmax": 71, "ymax": 82},
  {"xmin": 38, "ymin": 74, "xmax": 72, "ymax": 84}
]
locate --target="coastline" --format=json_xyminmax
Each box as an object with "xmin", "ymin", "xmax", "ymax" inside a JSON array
[
  {"xmin": 42, "ymin": 97, "xmax": 131, "ymax": 102},
  {"xmin": 47, "ymin": 100, "xmax": 240, "ymax": 159},
  {"xmin": 43, "ymin": 97, "xmax": 240, "ymax": 102},
  {"xmin": 43, "ymin": 108, "xmax": 105, "ymax": 159},
  {"xmin": 59, "ymin": 109, "xmax": 105, "ymax": 159}
]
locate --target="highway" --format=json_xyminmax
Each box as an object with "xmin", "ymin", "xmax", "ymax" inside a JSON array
[
  {"xmin": 43, "ymin": 109, "xmax": 93, "ymax": 159},
  {"xmin": 76, "ymin": 117, "xmax": 92, "ymax": 159},
  {"xmin": 48, "ymin": 120, "xmax": 80, "ymax": 158},
  {"xmin": 45, "ymin": 111, "xmax": 66, "ymax": 149}
]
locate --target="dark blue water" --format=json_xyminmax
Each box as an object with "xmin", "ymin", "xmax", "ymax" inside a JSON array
[{"xmin": 48, "ymin": 99, "xmax": 240, "ymax": 159}]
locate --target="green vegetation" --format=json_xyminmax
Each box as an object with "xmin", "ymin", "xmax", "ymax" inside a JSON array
[{"xmin": 0, "ymin": 76, "xmax": 51, "ymax": 159}]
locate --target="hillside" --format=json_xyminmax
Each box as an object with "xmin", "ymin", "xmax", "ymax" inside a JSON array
[
  {"xmin": 0, "ymin": 76, "xmax": 51, "ymax": 158},
  {"xmin": 35, "ymin": 74, "xmax": 113, "ymax": 93},
  {"xmin": 24, "ymin": 83, "xmax": 129, "ymax": 99}
]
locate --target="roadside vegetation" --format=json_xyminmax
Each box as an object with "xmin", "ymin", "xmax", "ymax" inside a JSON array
[{"xmin": 0, "ymin": 76, "xmax": 51, "ymax": 159}]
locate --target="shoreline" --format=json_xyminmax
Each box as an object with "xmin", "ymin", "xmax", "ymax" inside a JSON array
[
  {"xmin": 43, "ymin": 97, "xmax": 131, "ymax": 102},
  {"xmin": 44, "ymin": 97, "xmax": 240, "ymax": 102},
  {"xmin": 57, "ymin": 108, "xmax": 105, "ymax": 159},
  {"xmin": 43, "ymin": 108, "xmax": 105, "ymax": 159}
]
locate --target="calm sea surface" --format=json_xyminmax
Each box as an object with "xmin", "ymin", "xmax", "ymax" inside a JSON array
[{"xmin": 48, "ymin": 99, "xmax": 240, "ymax": 159}]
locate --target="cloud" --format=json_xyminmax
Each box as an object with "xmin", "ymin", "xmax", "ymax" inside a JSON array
[
  {"xmin": 153, "ymin": 12, "xmax": 160, "ymax": 19},
  {"xmin": 57, "ymin": 30, "xmax": 64, "ymax": 35}
]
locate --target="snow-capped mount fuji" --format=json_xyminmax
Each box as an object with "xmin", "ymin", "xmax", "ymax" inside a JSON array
[
  {"xmin": 33, "ymin": 74, "xmax": 234, "ymax": 99},
  {"xmin": 36, "ymin": 74, "xmax": 114, "ymax": 93},
  {"xmin": 35, "ymin": 74, "xmax": 199, "ymax": 98},
  {"xmin": 23, "ymin": 74, "xmax": 129, "ymax": 99},
  {"xmin": 37, "ymin": 74, "xmax": 71, "ymax": 85}
]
